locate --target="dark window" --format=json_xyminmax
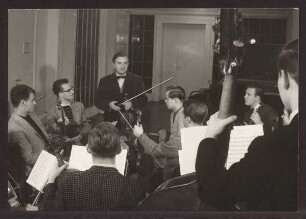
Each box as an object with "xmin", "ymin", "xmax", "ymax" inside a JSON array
[
  {"xmin": 74, "ymin": 9, "xmax": 100, "ymax": 108},
  {"xmin": 212, "ymin": 18, "xmax": 286, "ymax": 83},
  {"xmin": 128, "ymin": 15, "xmax": 155, "ymax": 91}
]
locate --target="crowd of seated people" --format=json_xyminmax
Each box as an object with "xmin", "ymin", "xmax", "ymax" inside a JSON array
[{"xmin": 8, "ymin": 39, "xmax": 299, "ymax": 211}]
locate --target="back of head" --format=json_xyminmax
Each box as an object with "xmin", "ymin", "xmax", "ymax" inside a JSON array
[
  {"xmin": 87, "ymin": 122, "xmax": 121, "ymax": 158},
  {"xmin": 277, "ymin": 39, "xmax": 299, "ymax": 85},
  {"xmin": 166, "ymin": 86, "xmax": 186, "ymax": 100},
  {"xmin": 183, "ymin": 100, "xmax": 209, "ymax": 125},
  {"xmin": 10, "ymin": 84, "xmax": 36, "ymax": 108},
  {"xmin": 52, "ymin": 78, "xmax": 69, "ymax": 96}
]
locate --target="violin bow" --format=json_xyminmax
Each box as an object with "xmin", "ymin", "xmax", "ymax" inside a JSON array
[{"xmin": 119, "ymin": 77, "xmax": 174, "ymax": 106}]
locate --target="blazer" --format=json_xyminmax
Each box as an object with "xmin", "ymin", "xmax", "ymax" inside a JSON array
[
  {"xmin": 47, "ymin": 101, "xmax": 87, "ymax": 125},
  {"xmin": 95, "ymin": 72, "xmax": 148, "ymax": 122},
  {"xmin": 138, "ymin": 107, "xmax": 185, "ymax": 180},
  {"xmin": 8, "ymin": 112, "xmax": 48, "ymax": 176},
  {"xmin": 196, "ymin": 115, "xmax": 298, "ymax": 211},
  {"xmin": 42, "ymin": 166, "xmax": 146, "ymax": 211}
]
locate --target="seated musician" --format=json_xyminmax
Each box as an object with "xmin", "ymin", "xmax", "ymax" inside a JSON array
[
  {"xmin": 8, "ymin": 84, "xmax": 49, "ymax": 203},
  {"xmin": 242, "ymin": 84, "xmax": 279, "ymax": 134},
  {"xmin": 133, "ymin": 86, "xmax": 186, "ymax": 181},
  {"xmin": 94, "ymin": 52, "xmax": 147, "ymax": 131},
  {"xmin": 42, "ymin": 122, "xmax": 146, "ymax": 211},
  {"xmin": 195, "ymin": 39, "xmax": 298, "ymax": 211},
  {"xmin": 46, "ymin": 78, "xmax": 91, "ymax": 144}
]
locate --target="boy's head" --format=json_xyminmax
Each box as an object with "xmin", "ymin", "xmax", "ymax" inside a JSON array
[
  {"xmin": 164, "ymin": 86, "xmax": 186, "ymax": 111},
  {"xmin": 112, "ymin": 52, "xmax": 129, "ymax": 75},
  {"xmin": 277, "ymin": 39, "xmax": 298, "ymax": 111},
  {"xmin": 183, "ymin": 100, "xmax": 208, "ymax": 127},
  {"xmin": 87, "ymin": 122, "xmax": 121, "ymax": 158},
  {"xmin": 10, "ymin": 84, "xmax": 36, "ymax": 114},
  {"xmin": 52, "ymin": 78, "xmax": 74, "ymax": 102}
]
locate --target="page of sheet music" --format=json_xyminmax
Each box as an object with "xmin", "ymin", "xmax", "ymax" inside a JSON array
[
  {"xmin": 179, "ymin": 126, "xmax": 207, "ymax": 175},
  {"xmin": 227, "ymin": 124, "xmax": 263, "ymax": 169},
  {"xmin": 68, "ymin": 145, "xmax": 127, "ymax": 175},
  {"xmin": 26, "ymin": 150, "xmax": 58, "ymax": 191}
]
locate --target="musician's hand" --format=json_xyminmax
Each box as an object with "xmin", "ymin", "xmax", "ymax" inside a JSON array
[
  {"xmin": 133, "ymin": 123, "xmax": 144, "ymax": 138},
  {"xmin": 250, "ymin": 112, "xmax": 262, "ymax": 124},
  {"xmin": 109, "ymin": 101, "xmax": 121, "ymax": 111},
  {"xmin": 282, "ymin": 109, "xmax": 290, "ymax": 125},
  {"xmin": 57, "ymin": 118, "xmax": 63, "ymax": 123},
  {"xmin": 205, "ymin": 111, "xmax": 237, "ymax": 139},
  {"xmin": 70, "ymin": 135, "xmax": 83, "ymax": 145},
  {"xmin": 123, "ymin": 101, "xmax": 132, "ymax": 111},
  {"xmin": 47, "ymin": 162, "xmax": 69, "ymax": 184}
]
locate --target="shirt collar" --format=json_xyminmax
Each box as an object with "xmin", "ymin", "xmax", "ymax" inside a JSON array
[
  {"xmin": 289, "ymin": 109, "xmax": 298, "ymax": 123},
  {"xmin": 61, "ymin": 103, "xmax": 71, "ymax": 107},
  {"xmin": 115, "ymin": 73, "xmax": 127, "ymax": 77},
  {"xmin": 252, "ymin": 103, "xmax": 261, "ymax": 111},
  {"xmin": 92, "ymin": 163, "xmax": 116, "ymax": 168}
]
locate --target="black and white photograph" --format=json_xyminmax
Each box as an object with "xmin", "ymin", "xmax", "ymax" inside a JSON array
[{"xmin": 2, "ymin": 6, "xmax": 305, "ymax": 218}]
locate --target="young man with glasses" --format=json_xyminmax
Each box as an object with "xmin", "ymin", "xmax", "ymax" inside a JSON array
[{"xmin": 47, "ymin": 78, "xmax": 90, "ymax": 145}]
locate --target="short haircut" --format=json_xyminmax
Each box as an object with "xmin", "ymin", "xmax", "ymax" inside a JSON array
[
  {"xmin": 52, "ymin": 78, "xmax": 69, "ymax": 96},
  {"xmin": 183, "ymin": 100, "xmax": 208, "ymax": 124},
  {"xmin": 112, "ymin": 52, "xmax": 128, "ymax": 63},
  {"xmin": 247, "ymin": 84, "xmax": 264, "ymax": 100},
  {"xmin": 87, "ymin": 122, "xmax": 121, "ymax": 158},
  {"xmin": 10, "ymin": 84, "xmax": 36, "ymax": 108},
  {"xmin": 277, "ymin": 39, "xmax": 299, "ymax": 85},
  {"xmin": 166, "ymin": 86, "xmax": 186, "ymax": 100}
]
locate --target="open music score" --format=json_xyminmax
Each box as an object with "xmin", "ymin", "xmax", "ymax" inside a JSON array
[
  {"xmin": 68, "ymin": 145, "xmax": 127, "ymax": 175},
  {"xmin": 26, "ymin": 150, "xmax": 58, "ymax": 192},
  {"xmin": 226, "ymin": 124, "xmax": 263, "ymax": 169},
  {"xmin": 179, "ymin": 124, "xmax": 264, "ymax": 175}
]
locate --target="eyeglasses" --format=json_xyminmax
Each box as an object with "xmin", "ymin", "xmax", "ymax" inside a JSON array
[{"xmin": 61, "ymin": 86, "xmax": 74, "ymax": 93}]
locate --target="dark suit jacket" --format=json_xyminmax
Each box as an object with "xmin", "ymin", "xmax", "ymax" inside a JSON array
[
  {"xmin": 42, "ymin": 166, "xmax": 146, "ymax": 211},
  {"xmin": 95, "ymin": 72, "xmax": 148, "ymax": 122},
  {"xmin": 196, "ymin": 115, "xmax": 298, "ymax": 211},
  {"xmin": 243, "ymin": 103, "xmax": 279, "ymax": 134}
]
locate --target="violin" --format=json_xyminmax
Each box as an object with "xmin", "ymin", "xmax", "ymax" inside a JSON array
[{"xmin": 117, "ymin": 93, "xmax": 136, "ymax": 140}]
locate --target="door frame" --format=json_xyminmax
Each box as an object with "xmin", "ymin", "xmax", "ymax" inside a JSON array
[{"xmin": 152, "ymin": 15, "xmax": 215, "ymax": 101}]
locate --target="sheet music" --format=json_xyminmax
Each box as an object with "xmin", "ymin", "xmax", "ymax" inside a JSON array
[
  {"xmin": 26, "ymin": 150, "xmax": 58, "ymax": 191},
  {"xmin": 227, "ymin": 124, "xmax": 263, "ymax": 169},
  {"xmin": 179, "ymin": 126, "xmax": 207, "ymax": 175},
  {"xmin": 68, "ymin": 145, "xmax": 127, "ymax": 175}
]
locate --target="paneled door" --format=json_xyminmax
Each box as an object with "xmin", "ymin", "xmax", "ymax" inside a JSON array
[{"xmin": 153, "ymin": 16, "xmax": 215, "ymax": 100}]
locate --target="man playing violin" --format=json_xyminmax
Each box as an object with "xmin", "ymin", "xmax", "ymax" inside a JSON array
[
  {"xmin": 46, "ymin": 79, "xmax": 90, "ymax": 145},
  {"xmin": 133, "ymin": 86, "xmax": 186, "ymax": 181},
  {"xmin": 95, "ymin": 52, "xmax": 148, "ymax": 130}
]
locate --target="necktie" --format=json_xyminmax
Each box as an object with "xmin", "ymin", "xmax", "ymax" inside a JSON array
[{"xmin": 116, "ymin": 76, "xmax": 126, "ymax": 79}]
